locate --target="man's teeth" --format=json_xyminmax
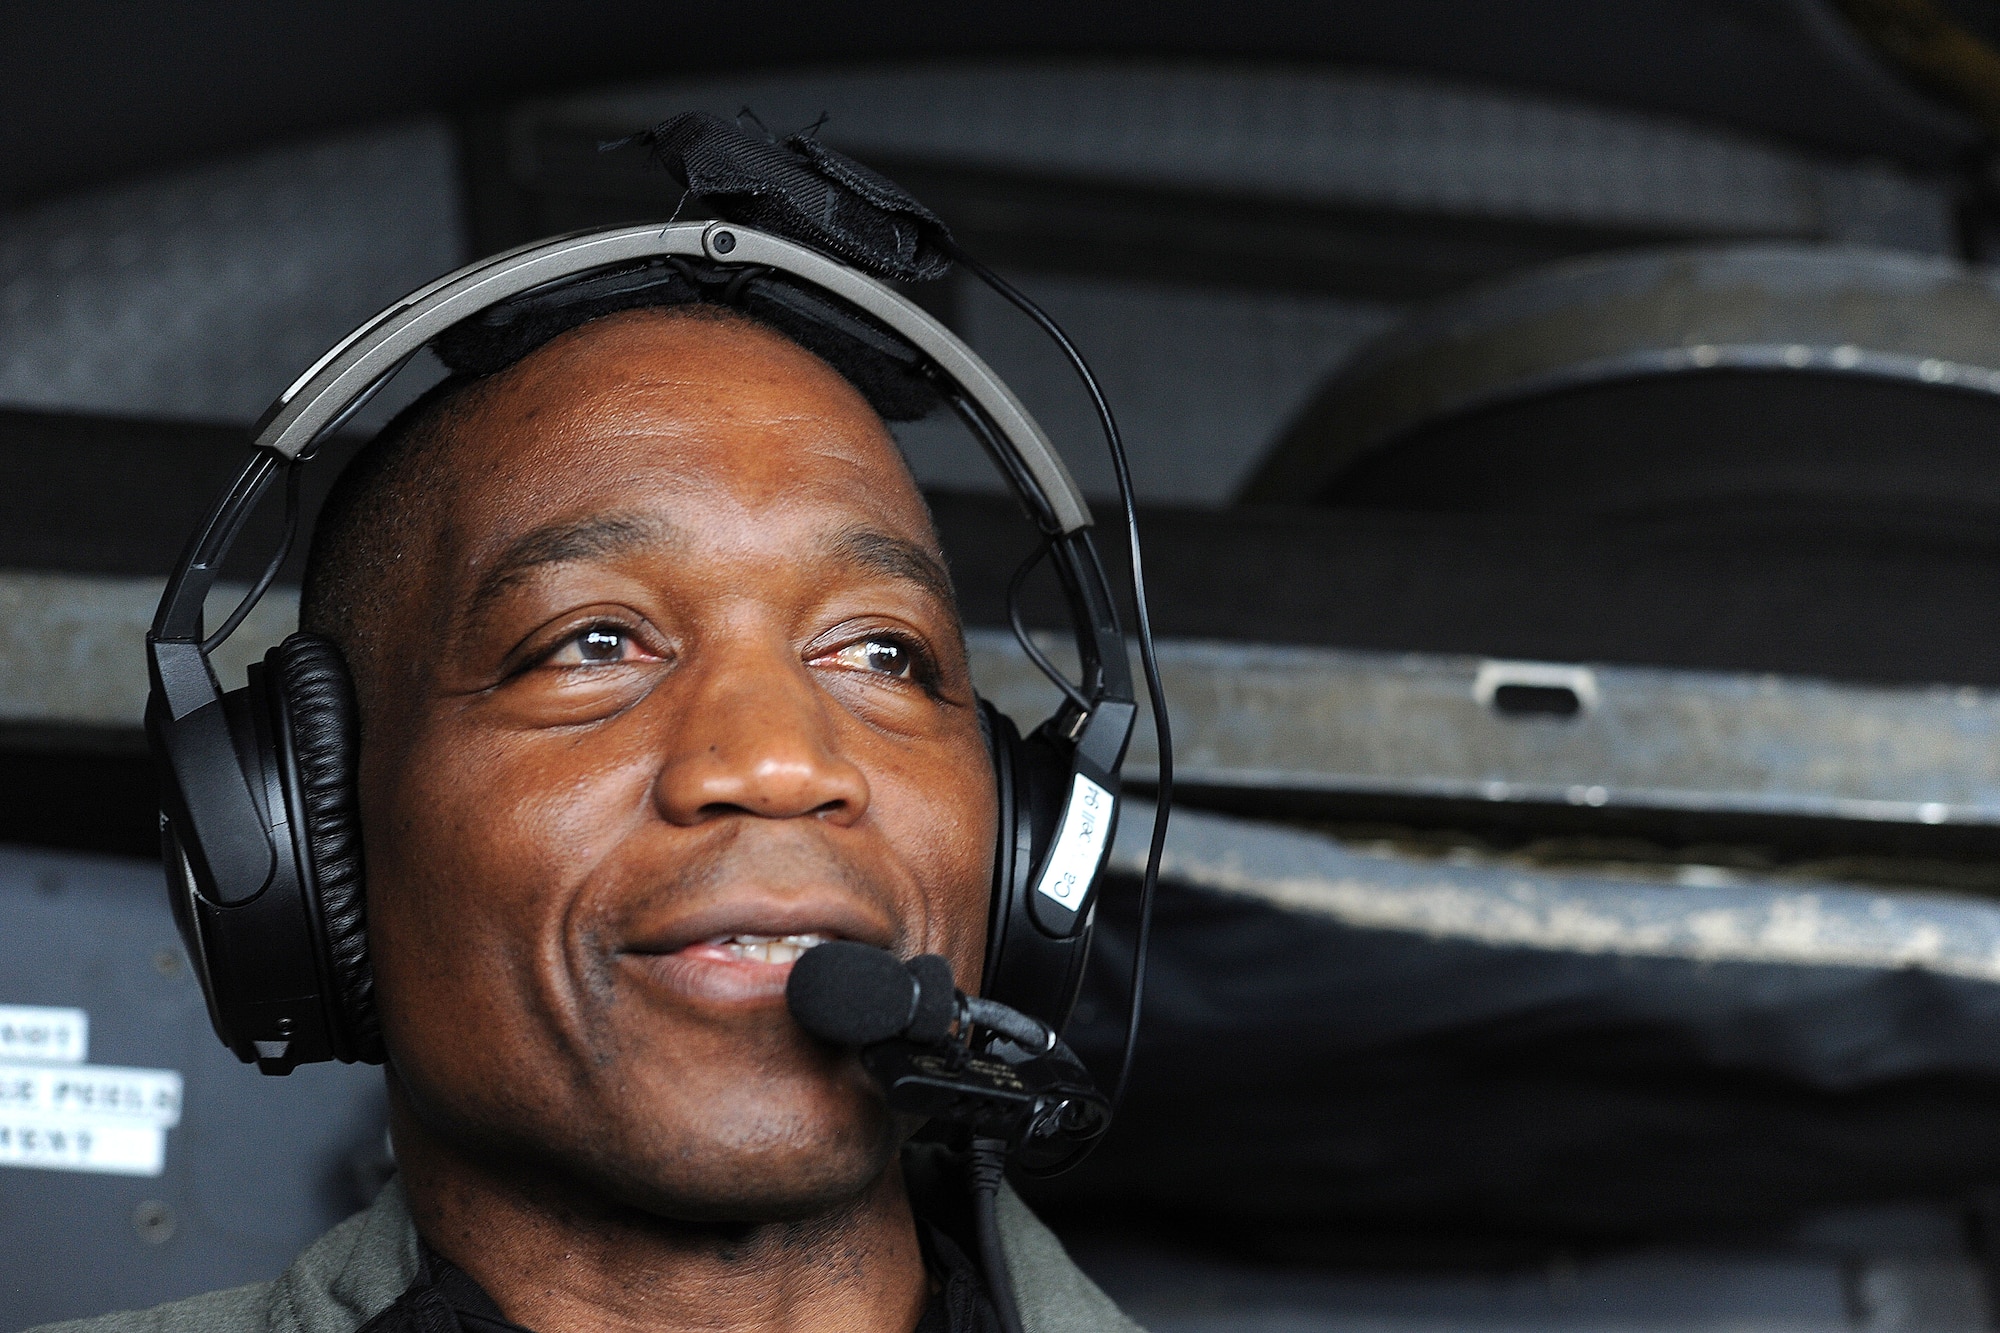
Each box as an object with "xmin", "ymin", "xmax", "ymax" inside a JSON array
[{"xmin": 710, "ymin": 934, "xmax": 829, "ymax": 965}]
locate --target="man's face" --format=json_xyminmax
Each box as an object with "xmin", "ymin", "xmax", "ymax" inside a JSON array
[{"xmin": 358, "ymin": 311, "xmax": 996, "ymax": 1220}]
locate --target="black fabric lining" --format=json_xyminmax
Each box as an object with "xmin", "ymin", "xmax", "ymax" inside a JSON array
[
  {"xmin": 352, "ymin": 1255, "xmax": 459, "ymax": 1333},
  {"xmin": 425, "ymin": 1241, "xmax": 536, "ymax": 1333}
]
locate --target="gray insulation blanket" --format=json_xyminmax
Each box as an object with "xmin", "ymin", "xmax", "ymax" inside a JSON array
[{"xmin": 1039, "ymin": 803, "xmax": 2000, "ymax": 1240}]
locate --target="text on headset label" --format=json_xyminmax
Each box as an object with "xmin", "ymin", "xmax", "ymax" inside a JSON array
[{"xmin": 1035, "ymin": 775, "xmax": 1114, "ymax": 912}]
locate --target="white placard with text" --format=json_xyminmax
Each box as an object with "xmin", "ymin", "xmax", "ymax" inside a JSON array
[
  {"xmin": 0, "ymin": 1062, "xmax": 183, "ymax": 1127},
  {"xmin": 0, "ymin": 1006, "xmax": 88, "ymax": 1064},
  {"xmin": 0, "ymin": 1009, "xmax": 182, "ymax": 1177}
]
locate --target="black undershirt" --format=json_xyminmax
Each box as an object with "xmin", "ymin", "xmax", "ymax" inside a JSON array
[{"xmin": 357, "ymin": 1218, "xmax": 1001, "ymax": 1333}]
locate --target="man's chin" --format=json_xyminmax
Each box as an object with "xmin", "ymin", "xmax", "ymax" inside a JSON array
[
  {"xmin": 585, "ymin": 1128, "xmax": 904, "ymax": 1227},
  {"xmin": 391, "ymin": 1062, "xmax": 907, "ymax": 1228},
  {"xmin": 475, "ymin": 1085, "xmax": 907, "ymax": 1226}
]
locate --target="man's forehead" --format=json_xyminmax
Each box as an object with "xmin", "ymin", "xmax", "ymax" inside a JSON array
[
  {"xmin": 430, "ymin": 310, "xmax": 913, "ymax": 511},
  {"xmin": 441, "ymin": 312, "xmax": 902, "ymax": 483},
  {"xmin": 414, "ymin": 310, "xmax": 947, "ymax": 612},
  {"xmin": 464, "ymin": 308, "xmax": 895, "ymax": 435}
]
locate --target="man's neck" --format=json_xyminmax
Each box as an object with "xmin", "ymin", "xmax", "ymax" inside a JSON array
[{"xmin": 392, "ymin": 1106, "xmax": 930, "ymax": 1333}]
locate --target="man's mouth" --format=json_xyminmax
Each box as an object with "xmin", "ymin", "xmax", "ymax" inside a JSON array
[
  {"xmin": 701, "ymin": 933, "xmax": 830, "ymax": 966},
  {"xmin": 621, "ymin": 897, "xmax": 890, "ymax": 1006},
  {"xmin": 632, "ymin": 930, "xmax": 840, "ymax": 1005}
]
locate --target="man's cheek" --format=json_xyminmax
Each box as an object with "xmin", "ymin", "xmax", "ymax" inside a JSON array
[
  {"xmin": 905, "ymin": 855, "xmax": 993, "ymax": 987},
  {"xmin": 420, "ymin": 754, "xmax": 611, "ymax": 916}
]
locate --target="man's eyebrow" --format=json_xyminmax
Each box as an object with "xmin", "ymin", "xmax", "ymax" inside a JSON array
[
  {"xmin": 832, "ymin": 529, "xmax": 958, "ymax": 609},
  {"xmin": 465, "ymin": 514, "xmax": 666, "ymax": 620}
]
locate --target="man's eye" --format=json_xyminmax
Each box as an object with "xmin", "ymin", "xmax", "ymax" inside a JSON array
[
  {"xmin": 548, "ymin": 626, "xmax": 639, "ymax": 667},
  {"xmin": 831, "ymin": 636, "xmax": 916, "ymax": 679}
]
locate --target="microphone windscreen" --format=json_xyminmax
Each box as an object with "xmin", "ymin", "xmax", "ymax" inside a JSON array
[
  {"xmin": 786, "ymin": 941, "xmax": 918, "ymax": 1047},
  {"xmin": 905, "ymin": 954, "xmax": 958, "ymax": 1043}
]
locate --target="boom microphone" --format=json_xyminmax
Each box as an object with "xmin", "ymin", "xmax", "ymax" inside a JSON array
[
  {"xmin": 786, "ymin": 941, "xmax": 959, "ymax": 1046},
  {"xmin": 787, "ymin": 940, "xmax": 1061, "ymax": 1055},
  {"xmin": 784, "ymin": 941, "xmax": 1108, "ymax": 1168}
]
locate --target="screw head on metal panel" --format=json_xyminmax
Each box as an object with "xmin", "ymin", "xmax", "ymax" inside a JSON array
[
  {"xmin": 712, "ymin": 230, "xmax": 737, "ymax": 254},
  {"xmin": 132, "ymin": 1200, "xmax": 175, "ymax": 1245}
]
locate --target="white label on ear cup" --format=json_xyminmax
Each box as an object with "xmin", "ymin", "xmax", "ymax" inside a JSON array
[{"xmin": 1034, "ymin": 775, "xmax": 1114, "ymax": 912}]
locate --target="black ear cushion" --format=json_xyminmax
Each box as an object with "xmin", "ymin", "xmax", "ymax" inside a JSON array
[
  {"xmin": 270, "ymin": 633, "xmax": 382, "ymax": 1064},
  {"xmin": 977, "ymin": 698, "xmax": 1023, "ymax": 993},
  {"xmin": 976, "ymin": 697, "xmax": 1100, "ymax": 1028}
]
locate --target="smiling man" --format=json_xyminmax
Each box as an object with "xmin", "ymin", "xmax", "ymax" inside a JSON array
[{"xmin": 42, "ymin": 304, "xmax": 1141, "ymax": 1333}]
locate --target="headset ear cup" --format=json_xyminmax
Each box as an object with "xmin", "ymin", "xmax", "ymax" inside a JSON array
[
  {"xmin": 980, "ymin": 697, "xmax": 1024, "ymax": 998},
  {"xmin": 978, "ymin": 697, "xmax": 1093, "ymax": 1028},
  {"xmin": 269, "ymin": 633, "xmax": 382, "ymax": 1064}
]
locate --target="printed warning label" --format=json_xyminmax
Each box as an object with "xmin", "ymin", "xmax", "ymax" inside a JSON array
[
  {"xmin": 0, "ymin": 1119, "xmax": 166, "ymax": 1176},
  {"xmin": 0, "ymin": 1006, "xmax": 87, "ymax": 1064},
  {"xmin": 0, "ymin": 1010, "xmax": 181, "ymax": 1177},
  {"xmin": 0, "ymin": 1063, "xmax": 182, "ymax": 1127}
]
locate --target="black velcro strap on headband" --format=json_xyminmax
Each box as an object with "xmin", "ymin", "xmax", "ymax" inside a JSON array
[{"xmin": 620, "ymin": 112, "xmax": 954, "ymax": 284}]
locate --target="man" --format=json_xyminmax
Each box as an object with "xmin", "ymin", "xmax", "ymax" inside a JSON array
[{"xmin": 44, "ymin": 304, "xmax": 1141, "ymax": 1332}]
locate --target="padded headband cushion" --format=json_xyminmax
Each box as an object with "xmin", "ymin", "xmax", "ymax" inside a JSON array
[
  {"xmin": 271, "ymin": 633, "xmax": 383, "ymax": 1063},
  {"xmin": 430, "ymin": 259, "xmax": 944, "ymax": 421}
]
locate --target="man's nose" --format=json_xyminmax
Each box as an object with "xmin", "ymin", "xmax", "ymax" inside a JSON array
[{"xmin": 649, "ymin": 644, "xmax": 871, "ymax": 827}]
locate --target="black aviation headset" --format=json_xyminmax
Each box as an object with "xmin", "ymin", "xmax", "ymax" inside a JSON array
[{"xmin": 146, "ymin": 179, "xmax": 1172, "ymax": 1096}]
